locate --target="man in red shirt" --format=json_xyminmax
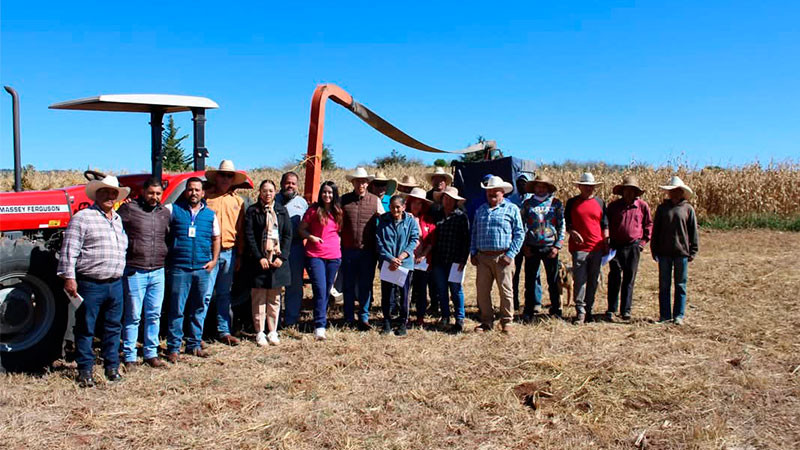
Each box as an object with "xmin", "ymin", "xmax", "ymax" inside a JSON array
[
  {"xmin": 605, "ymin": 176, "xmax": 652, "ymax": 322},
  {"xmin": 565, "ymin": 173, "xmax": 609, "ymax": 323}
]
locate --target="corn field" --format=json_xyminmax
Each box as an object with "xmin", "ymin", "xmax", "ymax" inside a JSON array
[{"xmin": 2, "ymin": 162, "xmax": 799, "ymax": 222}]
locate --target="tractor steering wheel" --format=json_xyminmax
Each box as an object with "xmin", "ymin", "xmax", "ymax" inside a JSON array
[{"xmin": 83, "ymin": 170, "xmax": 107, "ymax": 181}]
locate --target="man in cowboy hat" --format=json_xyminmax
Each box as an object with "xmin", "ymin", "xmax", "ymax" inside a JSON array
[
  {"xmin": 520, "ymin": 174, "xmax": 565, "ymax": 320},
  {"xmin": 117, "ymin": 177, "xmax": 171, "ymax": 369},
  {"xmin": 431, "ymin": 186, "xmax": 471, "ymax": 332},
  {"xmin": 508, "ymin": 172, "xmax": 534, "ymax": 313},
  {"xmin": 424, "ymin": 166, "xmax": 453, "ymax": 201},
  {"xmin": 58, "ymin": 175, "xmax": 130, "ymax": 387},
  {"xmin": 275, "ymin": 171, "xmax": 308, "ymax": 327},
  {"xmin": 396, "ymin": 175, "xmax": 419, "ymax": 194},
  {"xmin": 565, "ymin": 172, "xmax": 609, "ymax": 324},
  {"xmin": 605, "ymin": 175, "xmax": 653, "ymax": 322},
  {"xmin": 165, "ymin": 177, "xmax": 221, "ymax": 362},
  {"xmin": 470, "ymin": 176, "xmax": 525, "ymax": 334},
  {"xmin": 341, "ymin": 167, "xmax": 384, "ymax": 330},
  {"xmin": 369, "ymin": 170, "xmax": 398, "ymax": 213},
  {"xmin": 651, "ymin": 176, "xmax": 698, "ymax": 325},
  {"xmin": 203, "ymin": 160, "xmax": 249, "ymax": 346}
]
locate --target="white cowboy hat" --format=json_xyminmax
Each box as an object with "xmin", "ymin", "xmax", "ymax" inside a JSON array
[
  {"xmin": 205, "ymin": 160, "xmax": 248, "ymax": 186},
  {"xmin": 481, "ymin": 175, "xmax": 514, "ymax": 194},
  {"xmin": 424, "ymin": 166, "xmax": 454, "ymax": 184},
  {"xmin": 85, "ymin": 175, "xmax": 131, "ymax": 203},
  {"xmin": 573, "ymin": 172, "xmax": 603, "ymax": 186},
  {"xmin": 659, "ymin": 176, "xmax": 694, "ymax": 197},
  {"xmin": 433, "ymin": 186, "xmax": 466, "ymax": 204},
  {"xmin": 401, "ymin": 187, "xmax": 432, "ymax": 204},
  {"xmin": 345, "ymin": 167, "xmax": 374, "ymax": 182},
  {"xmin": 397, "ymin": 175, "xmax": 419, "ymax": 188}
]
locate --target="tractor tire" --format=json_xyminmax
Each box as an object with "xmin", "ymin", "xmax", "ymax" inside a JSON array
[{"xmin": 0, "ymin": 237, "xmax": 67, "ymax": 373}]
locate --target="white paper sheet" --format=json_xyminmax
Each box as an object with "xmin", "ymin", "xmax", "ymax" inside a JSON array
[
  {"xmin": 414, "ymin": 258, "xmax": 429, "ymax": 271},
  {"xmin": 601, "ymin": 249, "xmax": 616, "ymax": 266},
  {"xmin": 448, "ymin": 263, "xmax": 465, "ymax": 284},
  {"xmin": 380, "ymin": 261, "xmax": 410, "ymax": 286},
  {"xmin": 63, "ymin": 289, "xmax": 84, "ymax": 309}
]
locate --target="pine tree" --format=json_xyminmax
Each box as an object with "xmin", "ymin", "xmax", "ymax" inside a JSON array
[
  {"xmin": 321, "ymin": 143, "xmax": 337, "ymax": 170},
  {"xmin": 162, "ymin": 115, "xmax": 191, "ymax": 172}
]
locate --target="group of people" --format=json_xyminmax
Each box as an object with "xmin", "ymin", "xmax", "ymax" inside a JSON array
[{"xmin": 57, "ymin": 160, "xmax": 699, "ymax": 387}]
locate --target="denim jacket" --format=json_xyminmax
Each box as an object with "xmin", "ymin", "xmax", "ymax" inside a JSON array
[{"xmin": 376, "ymin": 212, "xmax": 420, "ymax": 270}]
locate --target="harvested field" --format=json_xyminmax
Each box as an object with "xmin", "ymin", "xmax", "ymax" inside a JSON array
[{"xmin": 1, "ymin": 230, "xmax": 799, "ymax": 449}]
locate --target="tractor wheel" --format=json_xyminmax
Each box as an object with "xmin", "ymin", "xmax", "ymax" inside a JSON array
[{"xmin": 0, "ymin": 238, "xmax": 67, "ymax": 372}]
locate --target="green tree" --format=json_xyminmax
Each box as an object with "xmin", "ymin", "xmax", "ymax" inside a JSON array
[
  {"xmin": 374, "ymin": 149, "xmax": 408, "ymax": 168},
  {"xmin": 321, "ymin": 143, "xmax": 337, "ymax": 170},
  {"xmin": 433, "ymin": 158, "xmax": 449, "ymax": 167},
  {"xmin": 162, "ymin": 115, "xmax": 191, "ymax": 172}
]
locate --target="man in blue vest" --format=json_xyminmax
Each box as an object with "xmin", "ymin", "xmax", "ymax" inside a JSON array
[{"xmin": 165, "ymin": 177, "xmax": 221, "ymax": 363}]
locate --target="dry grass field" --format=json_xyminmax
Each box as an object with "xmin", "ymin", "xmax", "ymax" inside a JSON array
[{"xmin": 1, "ymin": 230, "xmax": 798, "ymax": 449}]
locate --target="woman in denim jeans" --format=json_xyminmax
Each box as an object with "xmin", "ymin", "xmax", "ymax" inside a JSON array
[
  {"xmin": 651, "ymin": 176, "xmax": 699, "ymax": 325},
  {"xmin": 298, "ymin": 181, "xmax": 343, "ymax": 341}
]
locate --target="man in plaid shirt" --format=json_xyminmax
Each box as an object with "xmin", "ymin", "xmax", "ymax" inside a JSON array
[
  {"xmin": 58, "ymin": 176, "xmax": 129, "ymax": 387},
  {"xmin": 470, "ymin": 176, "xmax": 524, "ymax": 334}
]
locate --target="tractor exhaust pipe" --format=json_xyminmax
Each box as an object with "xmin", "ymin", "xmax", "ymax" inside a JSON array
[{"xmin": 4, "ymin": 86, "xmax": 22, "ymax": 192}]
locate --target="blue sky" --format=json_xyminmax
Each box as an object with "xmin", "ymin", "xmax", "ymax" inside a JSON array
[{"xmin": 1, "ymin": 1, "xmax": 798, "ymax": 172}]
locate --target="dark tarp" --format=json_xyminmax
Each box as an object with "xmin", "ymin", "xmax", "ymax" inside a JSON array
[{"xmin": 452, "ymin": 157, "xmax": 536, "ymax": 221}]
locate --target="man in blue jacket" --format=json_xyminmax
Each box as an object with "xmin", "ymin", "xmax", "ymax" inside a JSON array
[
  {"xmin": 165, "ymin": 177, "xmax": 221, "ymax": 363},
  {"xmin": 376, "ymin": 195, "xmax": 419, "ymax": 336}
]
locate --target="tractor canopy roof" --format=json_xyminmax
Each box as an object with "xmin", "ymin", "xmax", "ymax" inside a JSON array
[{"xmin": 49, "ymin": 94, "xmax": 218, "ymax": 113}]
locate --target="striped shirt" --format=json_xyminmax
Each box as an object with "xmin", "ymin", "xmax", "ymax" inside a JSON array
[
  {"xmin": 57, "ymin": 204, "xmax": 128, "ymax": 280},
  {"xmin": 470, "ymin": 199, "xmax": 525, "ymax": 259}
]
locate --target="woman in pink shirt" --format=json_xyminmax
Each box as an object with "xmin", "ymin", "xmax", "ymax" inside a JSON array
[{"xmin": 298, "ymin": 181, "xmax": 342, "ymax": 340}]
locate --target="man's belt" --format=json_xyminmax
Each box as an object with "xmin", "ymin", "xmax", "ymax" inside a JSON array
[{"xmin": 76, "ymin": 274, "xmax": 121, "ymax": 284}]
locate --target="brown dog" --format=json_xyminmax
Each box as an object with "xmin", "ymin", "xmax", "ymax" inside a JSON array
[{"xmin": 558, "ymin": 260, "xmax": 573, "ymax": 307}]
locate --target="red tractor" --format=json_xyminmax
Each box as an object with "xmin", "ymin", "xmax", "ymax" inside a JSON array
[{"xmin": 0, "ymin": 87, "xmax": 253, "ymax": 371}]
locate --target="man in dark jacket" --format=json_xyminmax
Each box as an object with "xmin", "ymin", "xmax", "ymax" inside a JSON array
[
  {"xmin": 340, "ymin": 167, "xmax": 384, "ymax": 330},
  {"xmin": 651, "ymin": 176, "xmax": 699, "ymax": 325},
  {"xmin": 117, "ymin": 178, "xmax": 171, "ymax": 368}
]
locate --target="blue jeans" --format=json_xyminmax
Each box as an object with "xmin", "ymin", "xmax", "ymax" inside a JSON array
[
  {"xmin": 168, "ymin": 267, "xmax": 211, "ymax": 353},
  {"xmin": 381, "ymin": 274, "xmax": 413, "ymax": 326},
  {"xmin": 342, "ymin": 248, "xmax": 376, "ymax": 323},
  {"xmin": 122, "ymin": 267, "xmax": 165, "ymax": 361},
  {"xmin": 432, "ymin": 263, "xmax": 465, "ymax": 322},
  {"xmin": 523, "ymin": 247, "xmax": 561, "ymax": 316},
  {"xmin": 284, "ymin": 243, "xmax": 306, "ymax": 326},
  {"xmin": 658, "ymin": 256, "xmax": 688, "ymax": 321},
  {"xmin": 306, "ymin": 256, "xmax": 341, "ymax": 329},
  {"xmin": 412, "ymin": 268, "xmax": 431, "ymax": 319},
  {"xmin": 205, "ymin": 249, "xmax": 235, "ymax": 337},
  {"xmin": 74, "ymin": 277, "xmax": 123, "ymax": 371}
]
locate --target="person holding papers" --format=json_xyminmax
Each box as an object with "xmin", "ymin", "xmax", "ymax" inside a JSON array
[
  {"xmin": 376, "ymin": 195, "xmax": 419, "ymax": 336},
  {"xmin": 431, "ymin": 186, "xmax": 470, "ymax": 333},
  {"xmin": 470, "ymin": 176, "xmax": 525, "ymax": 334},
  {"xmin": 403, "ymin": 187, "xmax": 436, "ymax": 327}
]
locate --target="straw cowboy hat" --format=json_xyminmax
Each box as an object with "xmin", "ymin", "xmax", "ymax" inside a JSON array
[
  {"xmin": 481, "ymin": 175, "xmax": 514, "ymax": 194},
  {"xmin": 433, "ymin": 186, "xmax": 466, "ymax": 205},
  {"xmin": 85, "ymin": 175, "xmax": 131, "ymax": 203},
  {"xmin": 345, "ymin": 167, "xmax": 374, "ymax": 181},
  {"xmin": 424, "ymin": 166, "xmax": 454, "ymax": 184},
  {"xmin": 205, "ymin": 160, "xmax": 248, "ymax": 186},
  {"xmin": 401, "ymin": 187, "xmax": 432, "ymax": 204},
  {"xmin": 370, "ymin": 170, "xmax": 396, "ymax": 183},
  {"xmin": 659, "ymin": 176, "xmax": 694, "ymax": 197},
  {"xmin": 612, "ymin": 175, "xmax": 645, "ymax": 196},
  {"xmin": 525, "ymin": 174, "xmax": 558, "ymax": 194},
  {"xmin": 573, "ymin": 172, "xmax": 603, "ymax": 186},
  {"xmin": 397, "ymin": 175, "xmax": 419, "ymax": 189}
]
